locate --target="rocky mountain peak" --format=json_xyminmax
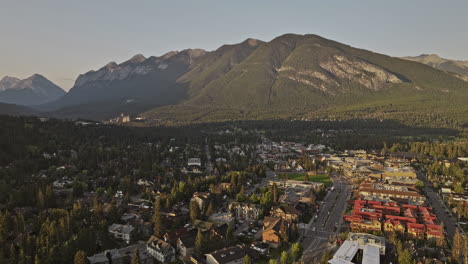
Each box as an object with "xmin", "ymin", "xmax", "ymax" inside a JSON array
[
  {"xmin": 0, "ymin": 74, "xmax": 65, "ymax": 106},
  {"xmin": 125, "ymin": 54, "xmax": 146, "ymax": 64},
  {"xmin": 0, "ymin": 76, "xmax": 21, "ymax": 91}
]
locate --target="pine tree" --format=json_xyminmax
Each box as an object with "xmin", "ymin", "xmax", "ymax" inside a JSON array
[
  {"xmin": 190, "ymin": 200, "xmax": 200, "ymax": 222},
  {"xmin": 194, "ymin": 229, "xmax": 204, "ymax": 256},
  {"xmin": 225, "ymin": 224, "xmax": 234, "ymax": 245},
  {"xmin": 9, "ymin": 244, "xmax": 17, "ymax": 263},
  {"xmin": 236, "ymin": 186, "xmax": 247, "ymax": 202},
  {"xmin": 464, "ymin": 234, "xmax": 468, "ymax": 264},
  {"xmin": 272, "ymin": 183, "xmax": 278, "ymax": 203},
  {"xmin": 243, "ymin": 255, "xmax": 252, "ymax": 264},
  {"xmin": 152, "ymin": 199, "xmax": 163, "ymax": 237},
  {"xmin": 320, "ymin": 250, "xmax": 331, "ymax": 264},
  {"xmin": 74, "ymin": 250, "xmax": 88, "ymax": 264},
  {"xmin": 290, "ymin": 243, "xmax": 303, "ymax": 261},
  {"xmin": 279, "ymin": 220, "xmax": 288, "ymax": 241},
  {"xmin": 280, "ymin": 251, "xmax": 290, "ymax": 264},
  {"xmin": 132, "ymin": 248, "xmax": 140, "ymax": 264},
  {"xmin": 453, "ymin": 228, "xmax": 463, "ymax": 262},
  {"xmin": 37, "ymin": 189, "xmax": 45, "ymax": 209},
  {"xmin": 34, "ymin": 255, "xmax": 41, "ymax": 264},
  {"xmin": 205, "ymin": 202, "xmax": 214, "ymax": 217},
  {"xmin": 398, "ymin": 249, "xmax": 414, "ymax": 264}
]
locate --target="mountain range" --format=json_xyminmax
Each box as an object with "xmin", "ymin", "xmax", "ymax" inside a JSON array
[
  {"xmin": 0, "ymin": 74, "xmax": 65, "ymax": 106},
  {"xmin": 402, "ymin": 54, "xmax": 468, "ymax": 81},
  {"xmin": 2, "ymin": 34, "xmax": 468, "ymax": 128}
]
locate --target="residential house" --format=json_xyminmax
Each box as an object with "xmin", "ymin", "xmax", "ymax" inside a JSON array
[
  {"xmin": 262, "ymin": 217, "xmax": 288, "ymax": 248},
  {"xmin": 147, "ymin": 236, "xmax": 176, "ymax": 263},
  {"xmin": 108, "ymin": 224, "xmax": 135, "ymax": 244},
  {"xmin": 163, "ymin": 228, "xmax": 190, "ymax": 247},
  {"xmin": 191, "ymin": 192, "xmax": 211, "ymax": 210},
  {"xmin": 270, "ymin": 206, "xmax": 302, "ymax": 223},
  {"xmin": 176, "ymin": 229, "xmax": 198, "ymax": 259}
]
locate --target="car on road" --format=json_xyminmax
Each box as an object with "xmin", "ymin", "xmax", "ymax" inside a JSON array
[{"xmin": 312, "ymin": 227, "xmax": 316, "ymax": 231}]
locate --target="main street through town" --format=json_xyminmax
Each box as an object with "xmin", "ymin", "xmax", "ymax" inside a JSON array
[
  {"xmin": 417, "ymin": 169, "xmax": 461, "ymax": 242},
  {"xmin": 300, "ymin": 172, "xmax": 353, "ymax": 263}
]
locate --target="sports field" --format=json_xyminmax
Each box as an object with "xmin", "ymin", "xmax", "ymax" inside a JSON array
[{"xmin": 285, "ymin": 173, "xmax": 332, "ymax": 186}]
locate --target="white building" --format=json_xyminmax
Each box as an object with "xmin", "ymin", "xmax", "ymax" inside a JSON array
[
  {"xmin": 329, "ymin": 233, "xmax": 385, "ymax": 264},
  {"xmin": 146, "ymin": 236, "xmax": 176, "ymax": 263}
]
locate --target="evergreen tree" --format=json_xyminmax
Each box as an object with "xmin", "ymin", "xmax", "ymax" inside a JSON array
[
  {"xmin": 320, "ymin": 250, "xmax": 331, "ymax": 264},
  {"xmin": 272, "ymin": 183, "xmax": 278, "ymax": 203},
  {"xmin": 34, "ymin": 255, "xmax": 41, "ymax": 264},
  {"xmin": 152, "ymin": 199, "xmax": 163, "ymax": 237},
  {"xmin": 280, "ymin": 251, "xmax": 290, "ymax": 264},
  {"xmin": 37, "ymin": 189, "xmax": 45, "ymax": 209},
  {"xmin": 205, "ymin": 202, "xmax": 214, "ymax": 217},
  {"xmin": 9, "ymin": 244, "xmax": 17, "ymax": 264},
  {"xmin": 236, "ymin": 186, "xmax": 247, "ymax": 202},
  {"xmin": 397, "ymin": 249, "xmax": 414, "ymax": 264},
  {"xmin": 225, "ymin": 224, "xmax": 234, "ymax": 245},
  {"xmin": 453, "ymin": 228, "xmax": 463, "ymax": 262},
  {"xmin": 290, "ymin": 243, "xmax": 303, "ymax": 261},
  {"xmin": 74, "ymin": 250, "xmax": 88, "ymax": 264},
  {"xmin": 464, "ymin": 234, "xmax": 468, "ymax": 264},
  {"xmin": 190, "ymin": 200, "xmax": 200, "ymax": 223},
  {"xmin": 194, "ymin": 229, "xmax": 204, "ymax": 256},
  {"xmin": 132, "ymin": 248, "xmax": 140, "ymax": 264},
  {"xmin": 194, "ymin": 229, "xmax": 205, "ymax": 256},
  {"xmin": 243, "ymin": 255, "xmax": 252, "ymax": 264},
  {"xmin": 279, "ymin": 220, "xmax": 288, "ymax": 241}
]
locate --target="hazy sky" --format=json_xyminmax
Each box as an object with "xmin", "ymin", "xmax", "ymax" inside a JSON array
[{"xmin": 1, "ymin": 0, "xmax": 467, "ymax": 91}]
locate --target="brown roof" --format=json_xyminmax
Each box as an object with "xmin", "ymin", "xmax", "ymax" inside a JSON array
[
  {"xmin": 263, "ymin": 217, "xmax": 283, "ymax": 232},
  {"xmin": 277, "ymin": 205, "xmax": 302, "ymax": 216},
  {"xmin": 147, "ymin": 236, "xmax": 174, "ymax": 254}
]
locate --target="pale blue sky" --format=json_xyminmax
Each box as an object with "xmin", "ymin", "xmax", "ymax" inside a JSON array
[{"xmin": 1, "ymin": 0, "xmax": 467, "ymax": 90}]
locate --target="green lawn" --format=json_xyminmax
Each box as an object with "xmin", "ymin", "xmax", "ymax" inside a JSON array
[{"xmin": 286, "ymin": 173, "xmax": 332, "ymax": 186}]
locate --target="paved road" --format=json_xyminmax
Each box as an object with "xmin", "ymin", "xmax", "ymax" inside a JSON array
[
  {"xmin": 417, "ymin": 169, "xmax": 458, "ymax": 242},
  {"xmin": 300, "ymin": 172, "xmax": 353, "ymax": 263}
]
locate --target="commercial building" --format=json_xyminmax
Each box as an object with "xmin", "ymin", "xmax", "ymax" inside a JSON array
[
  {"xmin": 88, "ymin": 242, "xmax": 153, "ymax": 264},
  {"xmin": 269, "ymin": 179, "xmax": 324, "ymax": 191},
  {"xmin": 343, "ymin": 198, "xmax": 444, "ymax": 240},
  {"xmin": 358, "ymin": 181, "xmax": 425, "ymax": 204},
  {"xmin": 328, "ymin": 233, "xmax": 385, "ymax": 264},
  {"xmin": 205, "ymin": 245, "xmax": 246, "ymax": 264}
]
